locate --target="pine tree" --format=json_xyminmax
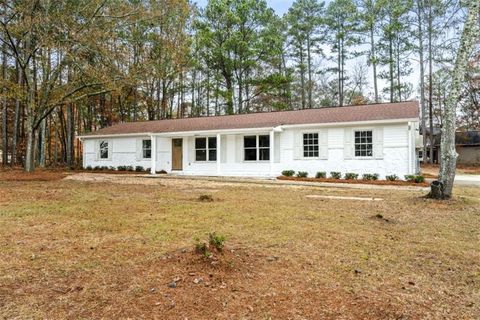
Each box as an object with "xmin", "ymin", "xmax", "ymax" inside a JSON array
[{"xmin": 325, "ymin": 0, "xmax": 362, "ymax": 107}]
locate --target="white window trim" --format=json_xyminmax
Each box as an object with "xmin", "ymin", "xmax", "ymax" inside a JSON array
[
  {"xmin": 353, "ymin": 129, "xmax": 374, "ymax": 159},
  {"xmin": 142, "ymin": 139, "xmax": 152, "ymax": 160},
  {"xmin": 243, "ymin": 134, "xmax": 270, "ymax": 162},
  {"xmin": 301, "ymin": 131, "xmax": 320, "ymax": 159},
  {"xmin": 98, "ymin": 140, "xmax": 111, "ymax": 161},
  {"xmin": 194, "ymin": 136, "xmax": 217, "ymax": 162}
]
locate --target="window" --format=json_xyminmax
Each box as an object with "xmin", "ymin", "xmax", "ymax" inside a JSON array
[
  {"xmin": 195, "ymin": 137, "xmax": 217, "ymax": 161},
  {"xmin": 244, "ymin": 135, "xmax": 270, "ymax": 161},
  {"xmin": 303, "ymin": 133, "xmax": 319, "ymax": 157},
  {"xmin": 99, "ymin": 140, "xmax": 109, "ymax": 159},
  {"xmin": 354, "ymin": 130, "xmax": 373, "ymax": 157},
  {"xmin": 141, "ymin": 139, "xmax": 152, "ymax": 159}
]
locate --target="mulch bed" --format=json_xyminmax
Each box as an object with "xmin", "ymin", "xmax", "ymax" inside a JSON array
[{"xmin": 277, "ymin": 175, "xmax": 430, "ymax": 187}]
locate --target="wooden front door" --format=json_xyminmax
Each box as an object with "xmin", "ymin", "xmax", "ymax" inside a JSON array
[{"xmin": 172, "ymin": 138, "xmax": 183, "ymax": 171}]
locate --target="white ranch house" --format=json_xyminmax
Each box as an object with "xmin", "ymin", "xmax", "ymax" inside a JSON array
[{"xmin": 78, "ymin": 101, "xmax": 420, "ymax": 179}]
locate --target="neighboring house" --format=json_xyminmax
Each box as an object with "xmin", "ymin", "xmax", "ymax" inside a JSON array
[
  {"xmin": 78, "ymin": 101, "xmax": 420, "ymax": 179},
  {"xmin": 455, "ymin": 131, "xmax": 480, "ymax": 165},
  {"xmin": 423, "ymin": 129, "xmax": 480, "ymax": 165}
]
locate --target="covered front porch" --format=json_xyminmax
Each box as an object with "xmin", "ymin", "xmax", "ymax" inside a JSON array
[{"xmin": 148, "ymin": 127, "xmax": 282, "ymax": 177}]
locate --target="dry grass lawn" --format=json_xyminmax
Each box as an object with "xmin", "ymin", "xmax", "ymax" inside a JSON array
[{"xmin": 0, "ymin": 171, "xmax": 479, "ymax": 319}]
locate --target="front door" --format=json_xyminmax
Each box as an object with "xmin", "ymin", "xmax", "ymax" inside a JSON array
[{"xmin": 172, "ymin": 138, "xmax": 183, "ymax": 171}]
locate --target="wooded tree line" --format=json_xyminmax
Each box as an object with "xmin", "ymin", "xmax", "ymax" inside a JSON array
[{"xmin": 0, "ymin": 0, "xmax": 478, "ymax": 171}]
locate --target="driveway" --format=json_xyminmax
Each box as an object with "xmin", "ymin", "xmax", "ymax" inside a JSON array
[{"xmin": 455, "ymin": 174, "xmax": 480, "ymax": 187}]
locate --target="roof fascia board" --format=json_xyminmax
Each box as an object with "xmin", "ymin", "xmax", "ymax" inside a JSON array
[
  {"xmin": 153, "ymin": 127, "xmax": 274, "ymax": 137},
  {"xmin": 78, "ymin": 132, "xmax": 153, "ymax": 139},
  {"xmin": 279, "ymin": 118, "xmax": 419, "ymax": 130}
]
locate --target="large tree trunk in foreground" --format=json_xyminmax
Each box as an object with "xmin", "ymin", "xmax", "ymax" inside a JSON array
[{"xmin": 428, "ymin": 0, "xmax": 479, "ymax": 199}]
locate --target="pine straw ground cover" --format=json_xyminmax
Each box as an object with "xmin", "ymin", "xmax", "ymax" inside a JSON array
[{"xmin": 0, "ymin": 173, "xmax": 479, "ymax": 319}]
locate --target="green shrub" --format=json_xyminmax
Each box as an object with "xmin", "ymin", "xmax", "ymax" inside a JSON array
[
  {"xmin": 117, "ymin": 166, "xmax": 127, "ymax": 171},
  {"xmin": 156, "ymin": 169, "xmax": 168, "ymax": 174},
  {"xmin": 100, "ymin": 166, "xmax": 109, "ymax": 171},
  {"xmin": 85, "ymin": 166, "xmax": 92, "ymax": 170},
  {"xmin": 414, "ymin": 175, "xmax": 425, "ymax": 183},
  {"xmin": 296, "ymin": 171, "xmax": 308, "ymax": 178},
  {"xmin": 362, "ymin": 173, "xmax": 379, "ymax": 181},
  {"xmin": 281, "ymin": 170, "xmax": 295, "ymax": 177},
  {"xmin": 125, "ymin": 166, "xmax": 134, "ymax": 172},
  {"xmin": 135, "ymin": 166, "xmax": 144, "ymax": 172},
  {"xmin": 386, "ymin": 174, "xmax": 398, "ymax": 181},
  {"xmin": 108, "ymin": 166, "xmax": 116, "ymax": 171},
  {"xmin": 330, "ymin": 171, "xmax": 341, "ymax": 179},
  {"xmin": 344, "ymin": 172, "xmax": 359, "ymax": 180},
  {"xmin": 93, "ymin": 166, "xmax": 101, "ymax": 171},
  {"xmin": 315, "ymin": 171, "xmax": 326, "ymax": 179},
  {"xmin": 145, "ymin": 167, "xmax": 151, "ymax": 173},
  {"xmin": 405, "ymin": 175, "xmax": 425, "ymax": 183},
  {"xmin": 194, "ymin": 238, "xmax": 211, "ymax": 258},
  {"xmin": 209, "ymin": 232, "xmax": 226, "ymax": 252}
]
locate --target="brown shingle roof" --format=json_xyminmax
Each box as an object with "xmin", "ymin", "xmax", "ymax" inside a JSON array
[{"xmin": 82, "ymin": 101, "xmax": 419, "ymax": 136}]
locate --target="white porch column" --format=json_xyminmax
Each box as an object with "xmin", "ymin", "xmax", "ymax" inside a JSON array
[
  {"xmin": 269, "ymin": 130, "xmax": 274, "ymax": 177},
  {"xmin": 216, "ymin": 133, "xmax": 221, "ymax": 176},
  {"xmin": 150, "ymin": 135, "xmax": 157, "ymax": 174}
]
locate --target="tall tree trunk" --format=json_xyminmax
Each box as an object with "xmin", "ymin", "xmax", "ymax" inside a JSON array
[
  {"xmin": 66, "ymin": 104, "xmax": 74, "ymax": 168},
  {"xmin": 214, "ymin": 72, "xmax": 219, "ymax": 115},
  {"xmin": 396, "ymin": 35, "xmax": 402, "ymax": 101},
  {"xmin": 54, "ymin": 119, "xmax": 58, "ymax": 167},
  {"xmin": 428, "ymin": 0, "xmax": 479, "ymax": 199},
  {"xmin": 370, "ymin": 25, "xmax": 379, "ymax": 103},
  {"xmin": 237, "ymin": 68, "xmax": 243, "ymax": 113},
  {"xmin": 299, "ymin": 47, "xmax": 306, "ymax": 109},
  {"xmin": 337, "ymin": 37, "xmax": 342, "ymax": 107},
  {"xmin": 416, "ymin": 0, "xmax": 427, "ymax": 163},
  {"xmin": 24, "ymin": 44, "xmax": 36, "ymax": 172},
  {"xmin": 389, "ymin": 31, "xmax": 394, "ymax": 103},
  {"xmin": 12, "ymin": 62, "xmax": 22, "ymax": 166},
  {"xmin": 1, "ymin": 40, "xmax": 7, "ymax": 165},
  {"xmin": 340, "ymin": 36, "xmax": 345, "ymax": 107},
  {"xmin": 307, "ymin": 36, "xmax": 313, "ymax": 109},
  {"xmin": 224, "ymin": 75, "xmax": 234, "ymax": 115},
  {"xmin": 428, "ymin": 4, "xmax": 434, "ymax": 164},
  {"xmin": 24, "ymin": 108, "xmax": 35, "ymax": 172},
  {"xmin": 38, "ymin": 118, "xmax": 46, "ymax": 167},
  {"xmin": 206, "ymin": 70, "xmax": 210, "ymax": 116}
]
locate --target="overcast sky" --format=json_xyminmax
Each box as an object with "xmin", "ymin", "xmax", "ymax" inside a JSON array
[{"xmin": 193, "ymin": 0, "xmax": 295, "ymax": 16}]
